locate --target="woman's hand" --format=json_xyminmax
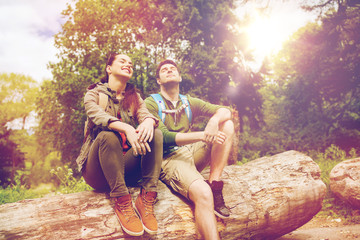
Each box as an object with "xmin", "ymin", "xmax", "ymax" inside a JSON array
[
  {"xmin": 109, "ymin": 118, "xmax": 155, "ymax": 155},
  {"xmin": 136, "ymin": 117, "xmax": 155, "ymax": 144},
  {"xmin": 123, "ymin": 125, "xmax": 145, "ymax": 156}
]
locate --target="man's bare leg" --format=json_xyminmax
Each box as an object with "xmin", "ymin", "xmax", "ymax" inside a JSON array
[
  {"xmin": 209, "ymin": 119, "xmax": 234, "ymax": 182},
  {"xmin": 188, "ymin": 179, "xmax": 220, "ymax": 240},
  {"xmin": 204, "ymin": 119, "xmax": 234, "ymax": 218}
]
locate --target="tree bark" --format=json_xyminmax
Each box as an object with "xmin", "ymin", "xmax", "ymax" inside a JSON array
[
  {"xmin": 0, "ymin": 150, "xmax": 326, "ymax": 240},
  {"xmin": 330, "ymin": 157, "xmax": 360, "ymax": 208}
]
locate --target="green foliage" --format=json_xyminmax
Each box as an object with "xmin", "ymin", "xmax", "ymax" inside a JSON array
[
  {"xmin": 0, "ymin": 73, "xmax": 38, "ymax": 127},
  {"xmin": 0, "ymin": 185, "xmax": 35, "ymax": 205},
  {"xmin": 309, "ymin": 145, "xmax": 359, "ymax": 223},
  {"xmin": 0, "ymin": 165, "xmax": 93, "ymax": 205},
  {"xmin": 311, "ymin": 145, "xmax": 349, "ymax": 187},
  {"xmin": 319, "ymin": 195, "xmax": 360, "ymax": 224},
  {"xmin": 0, "ymin": 130, "xmax": 24, "ymax": 186},
  {"xmin": 26, "ymin": 151, "xmax": 62, "ymax": 186},
  {"xmin": 257, "ymin": 4, "xmax": 360, "ymax": 155},
  {"xmin": 0, "ymin": 170, "xmax": 48, "ymax": 204},
  {"xmin": 38, "ymin": 0, "xmax": 262, "ymax": 165},
  {"xmin": 0, "ymin": 73, "xmax": 39, "ymax": 186},
  {"xmin": 50, "ymin": 166, "xmax": 93, "ymax": 194}
]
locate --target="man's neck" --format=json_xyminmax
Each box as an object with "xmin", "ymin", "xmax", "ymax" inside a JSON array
[{"xmin": 160, "ymin": 83, "xmax": 180, "ymax": 101}]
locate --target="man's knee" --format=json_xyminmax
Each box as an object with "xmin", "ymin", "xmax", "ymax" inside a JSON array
[
  {"xmin": 189, "ymin": 180, "xmax": 213, "ymax": 207},
  {"xmin": 220, "ymin": 120, "xmax": 235, "ymax": 142},
  {"xmin": 220, "ymin": 119, "xmax": 235, "ymax": 138}
]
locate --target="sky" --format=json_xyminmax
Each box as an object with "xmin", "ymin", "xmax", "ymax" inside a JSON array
[
  {"xmin": 0, "ymin": 0, "xmax": 316, "ymax": 83},
  {"xmin": 0, "ymin": 0, "xmax": 70, "ymax": 83}
]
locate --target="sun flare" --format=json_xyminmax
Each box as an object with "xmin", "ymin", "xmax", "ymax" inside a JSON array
[
  {"xmin": 245, "ymin": 12, "xmax": 287, "ymax": 58},
  {"xmin": 236, "ymin": 2, "xmax": 316, "ymax": 71}
]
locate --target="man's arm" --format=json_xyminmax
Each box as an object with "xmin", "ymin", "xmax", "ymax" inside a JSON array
[
  {"xmin": 175, "ymin": 107, "xmax": 232, "ymax": 146},
  {"xmin": 174, "ymin": 131, "xmax": 204, "ymax": 145},
  {"xmin": 203, "ymin": 107, "xmax": 232, "ymax": 143}
]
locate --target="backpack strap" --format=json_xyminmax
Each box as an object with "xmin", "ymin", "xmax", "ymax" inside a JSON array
[
  {"xmin": 179, "ymin": 94, "xmax": 192, "ymax": 123},
  {"xmin": 151, "ymin": 93, "xmax": 192, "ymax": 124},
  {"xmin": 150, "ymin": 94, "xmax": 166, "ymax": 122},
  {"xmin": 84, "ymin": 92, "xmax": 109, "ymax": 137}
]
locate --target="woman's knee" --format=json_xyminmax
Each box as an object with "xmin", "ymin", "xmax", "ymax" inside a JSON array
[
  {"xmin": 97, "ymin": 131, "xmax": 120, "ymax": 149},
  {"xmin": 151, "ymin": 128, "xmax": 163, "ymax": 149},
  {"xmin": 154, "ymin": 128, "xmax": 163, "ymax": 142}
]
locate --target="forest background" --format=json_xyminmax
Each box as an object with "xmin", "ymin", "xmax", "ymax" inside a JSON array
[{"xmin": 1, "ymin": 0, "xmax": 359, "ymax": 223}]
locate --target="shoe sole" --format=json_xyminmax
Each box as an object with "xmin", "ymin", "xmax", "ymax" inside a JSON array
[
  {"xmin": 134, "ymin": 205, "xmax": 158, "ymax": 234},
  {"xmin": 114, "ymin": 209, "xmax": 144, "ymax": 236},
  {"xmin": 214, "ymin": 210, "xmax": 230, "ymax": 219}
]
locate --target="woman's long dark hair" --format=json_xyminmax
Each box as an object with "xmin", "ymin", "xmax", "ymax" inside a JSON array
[{"xmin": 101, "ymin": 53, "xmax": 140, "ymax": 115}]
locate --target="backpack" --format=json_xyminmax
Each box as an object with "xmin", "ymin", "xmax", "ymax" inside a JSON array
[
  {"xmin": 150, "ymin": 93, "xmax": 192, "ymax": 123},
  {"xmin": 83, "ymin": 92, "xmax": 108, "ymax": 138}
]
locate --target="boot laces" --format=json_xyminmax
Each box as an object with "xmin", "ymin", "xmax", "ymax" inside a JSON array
[
  {"xmin": 143, "ymin": 196, "xmax": 155, "ymax": 217},
  {"xmin": 117, "ymin": 201, "xmax": 137, "ymax": 222}
]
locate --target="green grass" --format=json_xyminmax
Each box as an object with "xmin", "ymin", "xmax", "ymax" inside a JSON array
[
  {"xmin": 311, "ymin": 145, "xmax": 360, "ymax": 224},
  {"xmin": 0, "ymin": 165, "xmax": 93, "ymax": 204}
]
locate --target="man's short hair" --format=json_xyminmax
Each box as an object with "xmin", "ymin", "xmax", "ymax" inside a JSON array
[{"xmin": 156, "ymin": 59, "xmax": 179, "ymax": 79}]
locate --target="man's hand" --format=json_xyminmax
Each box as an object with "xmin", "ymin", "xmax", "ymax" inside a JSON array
[
  {"xmin": 203, "ymin": 118, "xmax": 226, "ymax": 144},
  {"xmin": 204, "ymin": 119, "xmax": 218, "ymax": 143},
  {"xmin": 214, "ymin": 131, "xmax": 227, "ymax": 144}
]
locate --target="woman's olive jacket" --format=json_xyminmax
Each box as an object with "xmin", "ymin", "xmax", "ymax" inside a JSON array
[{"xmin": 75, "ymin": 82, "xmax": 158, "ymax": 171}]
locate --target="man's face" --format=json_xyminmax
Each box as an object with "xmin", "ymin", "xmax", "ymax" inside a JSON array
[{"xmin": 157, "ymin": 63, "xmax": 181, "ymax": 85}]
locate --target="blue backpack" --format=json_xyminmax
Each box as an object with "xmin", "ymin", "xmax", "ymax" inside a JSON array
[{"xmin": 150, "ymin": 94, "xmax": 192, "ymax": 123}]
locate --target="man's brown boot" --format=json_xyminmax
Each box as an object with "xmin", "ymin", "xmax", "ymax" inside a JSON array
[
  {"xmin": 206, "ymin": 180, "xmax": 231, "ymax": 219},
  {"xmin": 135, "ymin": 188, "xmax": 158, "ymax": 234},
  {"xmin": 114, "ymin": 194, "xmax": 144, "ymax": 236}
]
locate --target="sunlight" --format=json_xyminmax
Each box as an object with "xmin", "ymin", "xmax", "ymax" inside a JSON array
[
  {"xmin": 235, "ymin": 2, "xmax": 317, "ymax": 71},
  {"xmin": 245, "ymin": 12, "xmax": 287, "ymax": 60}
]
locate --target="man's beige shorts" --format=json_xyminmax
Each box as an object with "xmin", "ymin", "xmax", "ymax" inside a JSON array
[{"xmin": 160, "ymin": 141, "xmax": 211, "ymax": 198}]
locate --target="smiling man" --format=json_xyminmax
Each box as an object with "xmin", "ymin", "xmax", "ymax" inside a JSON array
[{"xmin": 145, "ymin": 59, "xmax": 234, "ymax": 240}]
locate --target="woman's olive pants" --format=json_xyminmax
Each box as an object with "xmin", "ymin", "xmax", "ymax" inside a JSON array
[{"xmin": 82, "ymin": 129, "xmax": 163, "ymax": 198}]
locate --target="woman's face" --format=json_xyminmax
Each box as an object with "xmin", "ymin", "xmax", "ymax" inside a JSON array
[{"xmin": 107, "ymin": 54, "xmax": 133, "ymax": 80}]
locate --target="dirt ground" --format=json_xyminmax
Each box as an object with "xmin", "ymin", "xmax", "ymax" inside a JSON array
[{"xmin": 278, "ymin": 215, "xmax": 360, "ymax": 240}]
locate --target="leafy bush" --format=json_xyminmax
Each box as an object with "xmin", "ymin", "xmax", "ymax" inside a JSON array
[
  {"xmin": 311, "ymin": 144, "xmax": 355, "ymax": 189},
  {"xmin": 50, "ymin": 165, "xmax": 93, "ymax": 194},
  {"xmin": 0, "ymin": 165, "xmax": 92, "ymax": 204},
  {"xmin": 310, "ymin": 145, "xmax": 359, "ymax": 223},
  {"xmin": 0, "ymin": 170, "xmax": 45, "ymax": 204}
]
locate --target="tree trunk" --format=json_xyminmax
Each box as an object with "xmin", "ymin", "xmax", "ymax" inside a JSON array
[{"xmin": 0, "ymin": 151, "xmax": 326, "ymax": 240}]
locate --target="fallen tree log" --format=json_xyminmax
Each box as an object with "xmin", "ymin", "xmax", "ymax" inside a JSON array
[
  {"xmin": 0, "ymin": 150, "xmax": 326, "ymax": 239},
  {"xmin": 330, "ymin": 157, "xmax": 360, "ymax": 208}
]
